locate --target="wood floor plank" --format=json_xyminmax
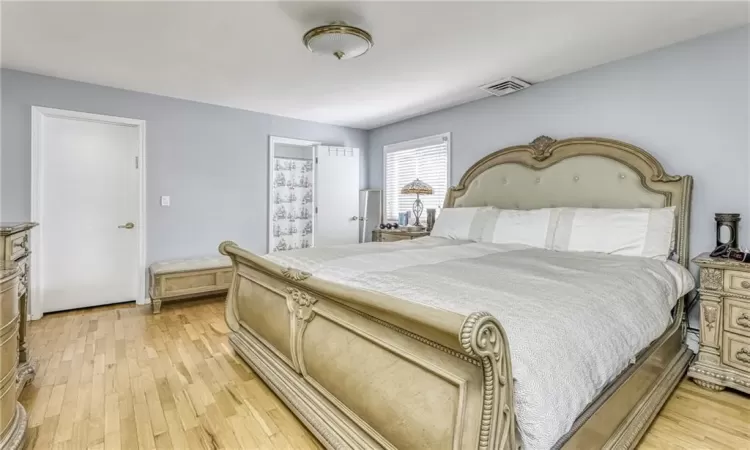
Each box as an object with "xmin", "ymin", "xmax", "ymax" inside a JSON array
[
  {"xmin": 27, "ymin": 384, "xmax": 53, "ymax": 428},
  {"xmin": 143, "ymin": 370, "xmax": 170, "ymax": 437},
  {"xmin": 164, "ymin": 408, "xmax": 190, "ymax": 450},
  {"xmin": 45, "ymin": 384, "xmax": 66, "ymax": 418},
  {"xmin": 53, "ymin": 398, "xmax": 76, "ymax": 443},
  {"xmin": 227, "ymin": 414, "xmax": 262, "ymax": 449},
  {"xmin": 70, "ymin": 419, "xmax": 90, "ymax": 450},
  {"xmin": 33, "ymin": 415, "xmax": 60, "ymax": 450},
  {"xmin": 174, "ymin": 389, "xmax": 200, "ymax": 431},
  {"xmin": 200, "ymin": 402, "xmax": 242, "ymax": 449},
  {"xmin": 119, "ymin": 413, "xmax": 138, "ymax": 450},
  {"xmin": 19, "ymin": 297, "xmax": 750, "ymax": 450},
  {"xmin": 132, "ymin": 400, "xmax": 156, "ymax": 450}
]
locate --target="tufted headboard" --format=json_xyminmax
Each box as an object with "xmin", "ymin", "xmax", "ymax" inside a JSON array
[{"xmin": 444, "ymin": 136, "xmax": 693, "ymax": 267}]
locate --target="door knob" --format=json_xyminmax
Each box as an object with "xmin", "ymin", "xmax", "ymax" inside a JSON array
[
  {"xmin": 118, "ymin": 222, "xmax": 135, "ymax": 229},
  {"xmin": 349, "ymin": 216, "xmax": 358, "ymax": 221}
]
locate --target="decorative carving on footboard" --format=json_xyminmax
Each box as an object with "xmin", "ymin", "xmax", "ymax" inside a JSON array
[
  {"xmin": 461, "ymin": 312, "xmax": 517, "ymax": 450},
  {"xmin": 286, "ymin": 287, "xmax": 318, "ymax": 322},
  {"xmin": 282, "ymin": 267, "xmax": 312, "ymax": 281},
  {"xmin": 286, "ymin": 287, "xmax": 318, "ymax": 374}
]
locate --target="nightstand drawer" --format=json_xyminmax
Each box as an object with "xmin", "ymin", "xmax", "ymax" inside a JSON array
[
  {"xmin": 722, "ymin": 332, "xmax": 750, "ymax": 373},
  {"xmin": 380, "ymin": 233, "xmax": 407, "ymax": 242},
  {"xmin": 724, "ymin": 270, "xmax": 750, "ymax": 296},
  {"xmin": 725, "ymin": 298, "xmax": 750, "ymax": 338},
  {"xmin": 3, "ymin": 231, "xmax": 29, "ymax": 261},
  {"xmin": 372, "ymin": 230, "xmax": 429, "ymax": 242}
]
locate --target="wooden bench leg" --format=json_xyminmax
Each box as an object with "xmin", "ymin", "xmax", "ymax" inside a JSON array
[{"xmin": 152, "ymin": 298, "xmax": 162, "ymax": 314}]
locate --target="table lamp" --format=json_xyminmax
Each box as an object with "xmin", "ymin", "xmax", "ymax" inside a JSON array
[{"xmin": 401, "ymin": 179, "xmax": 433, "ymax": 228}]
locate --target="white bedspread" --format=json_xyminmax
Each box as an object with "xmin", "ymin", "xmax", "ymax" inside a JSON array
[{"xmin": 265, "ymin": 237, "xmax": 694, "ymax": 449}]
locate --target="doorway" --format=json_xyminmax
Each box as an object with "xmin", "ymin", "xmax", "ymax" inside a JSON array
[
  {"xmin": 268, "ymin": 137, "xmax": 318, "ymax": 253},
  {"xmin": 31, "ymin": 107, "xmax": 146, "ymax": 316},
  {"xmin": 268, "ymin": 137, "xmax": 361, "ymax": 253}
]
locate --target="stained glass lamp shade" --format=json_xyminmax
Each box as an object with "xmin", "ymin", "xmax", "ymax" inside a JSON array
[{"xmin": 401, "ymin": 179, "xmax": 433, "ymax": 227}]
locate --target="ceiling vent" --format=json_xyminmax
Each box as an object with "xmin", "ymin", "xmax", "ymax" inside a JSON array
[{"xmin": 480, "ymin": 77, "xmax": 531, "ymax": 97}]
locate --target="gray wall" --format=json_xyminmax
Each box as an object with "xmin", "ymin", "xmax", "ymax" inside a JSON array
[
  {"xmin": 3, "ymin": 25, "xmax": 748, "ymax": 268},
  {"xmin": 368, "ymin": 25, "xmax": 750, "ymax": 262},
  {"xmin": 1, "ymin": 69, "xmax": 368, "ymax": 263}
]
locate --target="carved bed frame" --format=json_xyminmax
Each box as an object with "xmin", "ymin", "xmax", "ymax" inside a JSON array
[{"xmin": 220, "ymin": 136, "xmax": 693, "ymax": 450}]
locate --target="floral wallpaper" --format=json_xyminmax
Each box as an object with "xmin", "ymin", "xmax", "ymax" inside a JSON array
[{"xmin": 271, "ymin": 157, "xmax": 314, "ymax": 252}]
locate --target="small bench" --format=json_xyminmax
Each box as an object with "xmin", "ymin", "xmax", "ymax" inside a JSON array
[{"xmin": 149, "ymin": 255, "xmax": 233, "ymax": 314}]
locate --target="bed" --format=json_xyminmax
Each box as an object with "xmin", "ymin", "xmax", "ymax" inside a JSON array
[{"xmin": 220, "ymin": 136, "xmax": 694, "ymax": 450}]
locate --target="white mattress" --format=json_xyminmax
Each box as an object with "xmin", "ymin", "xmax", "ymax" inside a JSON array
[{"xmin": 266, "ymin": 237, "xmax": 694, "ymax": 449}]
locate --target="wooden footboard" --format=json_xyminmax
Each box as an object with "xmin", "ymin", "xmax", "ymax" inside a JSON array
[{"xmin": 219, "ymin": 241, "xmax": 516, "ymax": 450}]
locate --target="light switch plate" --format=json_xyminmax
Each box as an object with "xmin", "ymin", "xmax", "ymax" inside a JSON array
[{"xmin": 160, "ymin": 196, "xmax": 170, "ymax": 207}]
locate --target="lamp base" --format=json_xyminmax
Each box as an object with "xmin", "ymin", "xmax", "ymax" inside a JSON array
[{"xmin": 412, "ymin": 196, "xmax": 424, "ymax": 227}]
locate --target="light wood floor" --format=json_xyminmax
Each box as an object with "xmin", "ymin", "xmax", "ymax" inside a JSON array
[{"xmin": 19, "ymin": 298, "xmax": 750, "ymax": 450}]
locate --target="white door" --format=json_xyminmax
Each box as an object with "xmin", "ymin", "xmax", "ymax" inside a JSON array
[
  {"xmin": 315, "ymin": 146, "xmax": 360, "ymax": 246},
  {"xmin": 38, "ymin": 110, "xmax": 143, "ymax": 313}
]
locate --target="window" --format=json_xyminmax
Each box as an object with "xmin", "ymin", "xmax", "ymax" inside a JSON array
[{"xmin": 383, "ymin": 133, "xmax": 450, "ymax": 221}]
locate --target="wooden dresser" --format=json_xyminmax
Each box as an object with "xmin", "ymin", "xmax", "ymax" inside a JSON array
[
  {"xmin": 688, "ymin": 252, "xmax": 750, "ymax": 394},
  {"xmin": 372, "ymin": 229, "xmax": 429, "ymax": 242},
  {"xmin": 0, "ymin": 262, "xmax": 28, "ymax": 450},
  {"xmin": 0, "ymin": 223, "xmax": 37, "ymax": 389}
]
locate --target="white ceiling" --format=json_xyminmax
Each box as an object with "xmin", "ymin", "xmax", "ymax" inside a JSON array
[{"xmin": 2, "ymin": 1, "xmax": 747, "ymax": 130}]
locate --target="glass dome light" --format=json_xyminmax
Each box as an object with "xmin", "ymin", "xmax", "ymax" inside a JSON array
[{"xmin": 303, "ymin": 22, "xmax": 373, "ymax": 60}]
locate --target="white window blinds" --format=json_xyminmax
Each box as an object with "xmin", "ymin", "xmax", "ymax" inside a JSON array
[{"xmin": 384, "ymin": 134, "xmax": 450, "ymax": 221}]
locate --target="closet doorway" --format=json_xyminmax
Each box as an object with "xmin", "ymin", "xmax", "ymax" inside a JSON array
[
  {"xmin": 269, "ymin": 137, "xmax": 318, "ymax": 252},
  {"xmin": 268, "ymin": 137, "xmax": 360, "ymax": 253}
]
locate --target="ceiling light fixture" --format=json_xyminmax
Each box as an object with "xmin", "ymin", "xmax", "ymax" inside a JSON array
[{"xmin": 303, "ymin": 22, "xmax": 373, "ymax": 60}]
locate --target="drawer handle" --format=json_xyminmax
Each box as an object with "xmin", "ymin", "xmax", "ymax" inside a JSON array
[
  {"xmin": 738, "ymin": 313, "xmax": 750, "ymax": 329},
  {"xmin": 737, "ymin": 348, "xmax": 750, "ymax": 364},
  {"xmin": 742, "ymin": 281, "xmax": 750, "ymax": 289},
  {"xmin": 13, "ymin": 235, "xmax": 28, "ymax": 251}
]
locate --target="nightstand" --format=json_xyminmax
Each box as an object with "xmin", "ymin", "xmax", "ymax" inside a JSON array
[
  {"xmin": 372, "ymin": 229, "xmax": 429, "ymax": 242},
  {"xmin": 688, "ymin": 252, "xmax": 750, "ymax": 394}
]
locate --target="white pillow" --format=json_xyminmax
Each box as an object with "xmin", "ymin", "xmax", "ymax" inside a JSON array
[
  {"xmin": 552, "ymin": 207, "xmax": 675, "ymax": 260},
  {"xmin": 480, "ymin": 209, "xmax": 557, "ymax": 248},
  {"xmin": 430, "ymin": 207, "xmax": 497, "ymax": 240}
]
